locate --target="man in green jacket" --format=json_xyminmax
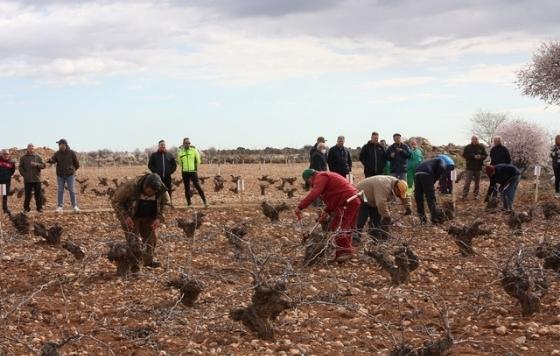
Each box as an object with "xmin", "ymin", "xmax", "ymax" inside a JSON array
[
  {"xmin": 406, "ymin": 139, "xmax": 424, "ymax": 189},
  {"xmin": 19, "ymin": 144, "xmax": 46, "ymax": 212},
  {"xmin": 177, "ymin": 138, "xmax": 208, "ymax": 207},
  {"xmin": 111, "ymin": 173, "xmax": 170, "ymax": 269}
]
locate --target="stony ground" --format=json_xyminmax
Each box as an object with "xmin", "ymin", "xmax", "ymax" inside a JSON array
[{"xmin": 0, "ymin": 163, "xmax": 559, "ymax": 355}]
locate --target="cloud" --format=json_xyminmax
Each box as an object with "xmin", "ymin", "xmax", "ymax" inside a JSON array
[
  {"xmin": 0, "ymin": 0, "xmax": 558, "ymax": 85},
  {"xmin": 446, "ymin": 63, "xmax": 523, "ymax": 86},
  {"xmin": 365, "ymin": 76, "xmax": 436, "ymax": 88}
]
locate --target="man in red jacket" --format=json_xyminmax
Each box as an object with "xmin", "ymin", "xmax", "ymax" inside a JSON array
[{"xmin": 295, "ymin": 169, "xmax": 361, "ymax": 262}]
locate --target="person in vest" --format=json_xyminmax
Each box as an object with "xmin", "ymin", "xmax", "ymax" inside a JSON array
[
  {"xmin": 148, "ymin": 140, "xmax": 177, "ymax": 199},
  {"xmin": 111, "ymin": 173, "xmax": 170, "ymax": 269},
  {"xmin": 296, "ymin": 169, "xmax": 361, "ymax": 263},
  {"xmin": 177, "ymin": 137, "xmax": 208, "ymax": 207},
  {"xmin": 355, "ymin": 176, "xmax": 411, "ymax": 239},
  {"xmin": 19, "ymin": 144, "xmax": 46, "ymax": 212},
  {"xmin": 48, "ymin": 139, "xmax": 80, "ymax": 213},
  {"xmin": 0, "ymin": 150, "xmax": 16, "ymax": 214}
]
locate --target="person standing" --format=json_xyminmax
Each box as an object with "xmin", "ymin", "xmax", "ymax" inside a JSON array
[
  {"xmin": 48, "ymin": 139, "xmax": 80, "ymax": 213},
  {"xmin": 406, "ymin": 139, "xmax": 424, "ymax": 189},
  {"xmin": 386, "ymin": 133, "xmax": 411, "ymax": 180},
  {"xmin": 551, "ymin": 135, "xmax": 560, "ymax": 198},
  {"xmin": 359, "ymin": 131, "xmax": 386, "ymax": 178},
  {"xmin": 485, "ymin": 164, "xmax": 521, "ymax": 211},
  {"xmin": 310, "ymin": 142, "xmax": 328, "ymax": 172},
  {"xmin": 462, "ymin": 136, "xmax": 488, "ymax": 200},
  {"xmin": 19, "ymin": 144, "xmax": 46, "ymax": 212},
  {"xmin": 148, "ymin": 140, "xmax": 177, "ymax": 200},
  {"xmin": 111, "ymin": 173, "xmax": 170, "ymax": 269},
  {"xmin": 414, "ymin": 156, "xmax": 453, "ymax": 224},
  {"xmin": 327, "ymin": 136, "xmax": 352, "ymax": 178},
  {"xmin": 295, "ymin": 169, "xmax": 360, "ymax": 263},
  {"xmin": 177, "ymin": 137, "xmax": 208, "ymax": 207},
  {"xmin": 309, "ymin": 136, "xmax": 327, "ymax": 161},
  {"xmin": 485, "ymin": 136, "xmax": 511, "ymax": 202},
  {"xmin": 0, "ymin": 150, "xmax": 16, "ymax": 214}
]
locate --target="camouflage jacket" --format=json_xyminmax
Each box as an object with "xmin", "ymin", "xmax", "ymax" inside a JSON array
[{"xmin": 111, "ymin": 174, "xmax": 170, "ymax": 222}]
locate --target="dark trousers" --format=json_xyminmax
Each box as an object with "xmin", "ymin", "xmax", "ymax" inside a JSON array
[
  {"xmin": 356, "ymin": 203, "xmax": 381, "ymax": 231},
  {"xmin": 439, "ymin": 171, "xmax": 452, "ymax": 194},
  {"xmin": 485, "ymin": 177, "xmax": 498, "ymax": 202},
  {"xmin": 415, "ymin": 174, "xmax": 437, "ymax": 221},
  {"xmin": 182, "ymin": 172, "xmax": 207, "ymax": 205},
  {"xmin": 1, "ymin": 180, "xmax": 9, "ymax": 212},
  {"xmin": 462, "ymin": 170, "xmax": 481, "ymax": 198},
  {"xmin": 160, "ymin": 175, "xmax": 172, "ymax": 198},
  {"xmin": 554, "ymin": 166, "xmax": 560, "ymax": 193},
  {"xmin": 24, "ymin": 182, "xmax": 43, "ymax": 211}
]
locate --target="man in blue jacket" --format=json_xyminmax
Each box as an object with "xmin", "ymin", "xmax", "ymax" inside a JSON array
[
  {"xmin": 386, "ymin": 133, "xmax": 411, "ymax": 180},
  {"xmin": 414, "ymin": 156, "xmax": 453, "ymax": 224}
]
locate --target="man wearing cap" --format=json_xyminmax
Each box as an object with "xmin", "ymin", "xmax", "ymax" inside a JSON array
[
  {"xmin": 485, "ymin": 164, "xmax": 520, "ymax": 211},
  {"xmin": 359, "ymin": 131, "xmax": 386, "ymax": 178},
  {"xmin": 327, "ymin": 136, "xmax": 352, "ymax": 178},
  {"xmin": 111, "ymin": 173, "xmax": 170, "ymax": 269},
  {"xmin": 295, "ymin": 169, "xmax": 360, "ymax": 262},
  {"xmin": 386, "ymin": 133, "xmax": 412, "ymax": 180},
  {"xmin": 177, "ymin": 137, "xmax": 208, "ymax": 207},
  {"xmin": 355, "ymin": 176, "xmax": 412, "ymax": 239},
  {"xmin": 148, "ymin": 140, "xmax": 177, "ymax": 200},
  {"xmin": 414, "ymin": 156, "xmax": 454, "ymax": 224},
  {"xmin": 19, "ymin": 144, "xmax": 46, "ymax": 212},
  {"xmin": 0, "ymin": 150, "xmax": 16, "ymax": 214},
  {"xmin": 309, "ymin": 136, "xmax": 327, "ymax": 161},
  {"xmin": 47, "ymin": 139, "xmax": 80, "ymax": 213}
]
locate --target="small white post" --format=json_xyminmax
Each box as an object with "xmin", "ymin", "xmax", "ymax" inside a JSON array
[
  {"xmin": 450, "ymin": 170, "xmax": 457, "ymax": 209},
  {"xmin": 534, "ymin": 165, "xmax": 541, "ymax": 203},
  {"xmin": 0, "ymin": 184, "xmax": 6, "ymax": 259},
  {"xmin": 346, "ymin": 173, "xmax": 354, "ymax": 185}
]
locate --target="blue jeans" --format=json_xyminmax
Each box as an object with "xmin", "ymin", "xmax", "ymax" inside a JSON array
[
  {"xmin": 500, "ymin": 176, "xmax": 520, "ymax": 211},
  {"xmin": 57, "ymin": 175, "xmax": 77, "ymax": 208}
]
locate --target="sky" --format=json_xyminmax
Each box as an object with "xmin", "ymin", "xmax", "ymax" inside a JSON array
[{"xmin": 1, "ymin": 0, "xmax": 560, "ymax": 151}]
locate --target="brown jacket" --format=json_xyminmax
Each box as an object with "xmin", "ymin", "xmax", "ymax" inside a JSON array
[
  {"xmin": 19, "ymin": 153, "xmax": 46, "ymax": 183},
  {"xmin": 356, "ymin": 175, "xmax": 411, "ymax": 218},
  {"xmin": 49, "ymin": 149, "xmax": 80, "ymax": 177},
  {"xmin": 111, "ymin": 174, "xmax": 170, "ymax": 222}
]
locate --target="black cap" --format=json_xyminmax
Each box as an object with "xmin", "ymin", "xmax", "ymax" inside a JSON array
[
  {"xmin": 56, "ymin": 139, "xmax": 68, "ymax": 145},
  {"xmin": 393, "ymin": 133, "xmax": 402, "ymax": 138}
]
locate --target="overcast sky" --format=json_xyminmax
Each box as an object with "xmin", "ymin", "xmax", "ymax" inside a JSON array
[{"xmin": 1, "ymin": 0, "xmax": 559, "ymax": 151}]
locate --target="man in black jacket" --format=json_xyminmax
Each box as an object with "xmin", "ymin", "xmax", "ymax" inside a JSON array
[
  {"xmin": 485, "ymin": 136, "xmax": 511, "ymax": 202},
  {"xmin": 462, "ymin": 136, "xmax": 488, "ymax": 200},
  {"xmin": 327, "ymin": 136, "xmax": 352, "ymax": 178},
  {"xmin": 48, "ymin": 139, "xmax": 80, "ymax": 213},
  {"xmin": 386, "ymin": 133, "xmax": 411, "ymax": 180},
  {"xmin": 359, "ymin": 131, "xmax": 386, "ymax": 178},
  {"xmin": 148, "ymin": 140, "xmax": 177, "ymax": 199},
  {"xmin": 310, "ymin": 142, "xmax": 328, "ymax": 172}
]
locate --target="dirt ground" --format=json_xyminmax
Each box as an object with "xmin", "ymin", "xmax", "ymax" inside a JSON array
[{"xmin": 0, "ymin": 163, "xmax": 560, "ymax": 355}]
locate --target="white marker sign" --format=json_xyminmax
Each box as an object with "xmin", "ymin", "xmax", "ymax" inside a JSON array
[
  {"xmin": 0, "ymin": 184, "xmax": 5, "ymax": 196},
  {"xmin": 534, "ymin": 165, "xmax": 541, "ymax": 177},
  {"xmin": 450, "ymin": 170, "xmax": 457, "ymax": 181}
]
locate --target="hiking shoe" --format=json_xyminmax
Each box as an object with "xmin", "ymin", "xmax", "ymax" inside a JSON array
[
  {"xmin": 73, "ymin": 206, "xmax": 81, "ymax": 213},
  {"xmin": 55, "ymin": 207, "xmax": 63, "ymax": 213}
]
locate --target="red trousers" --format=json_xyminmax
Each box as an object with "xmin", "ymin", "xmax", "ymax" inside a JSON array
[{"xmin": 329, "ymin": 198, "xmax": 361, "ymax": 257}]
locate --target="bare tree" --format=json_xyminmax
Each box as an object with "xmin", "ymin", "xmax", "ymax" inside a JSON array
[
  {"xmin": 517, "ymin": 41, "xmax": 560, "ymax": 105},
  {"xmin": 470, "ymin": 111, "xmax": 509, "ymax": 145}
]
